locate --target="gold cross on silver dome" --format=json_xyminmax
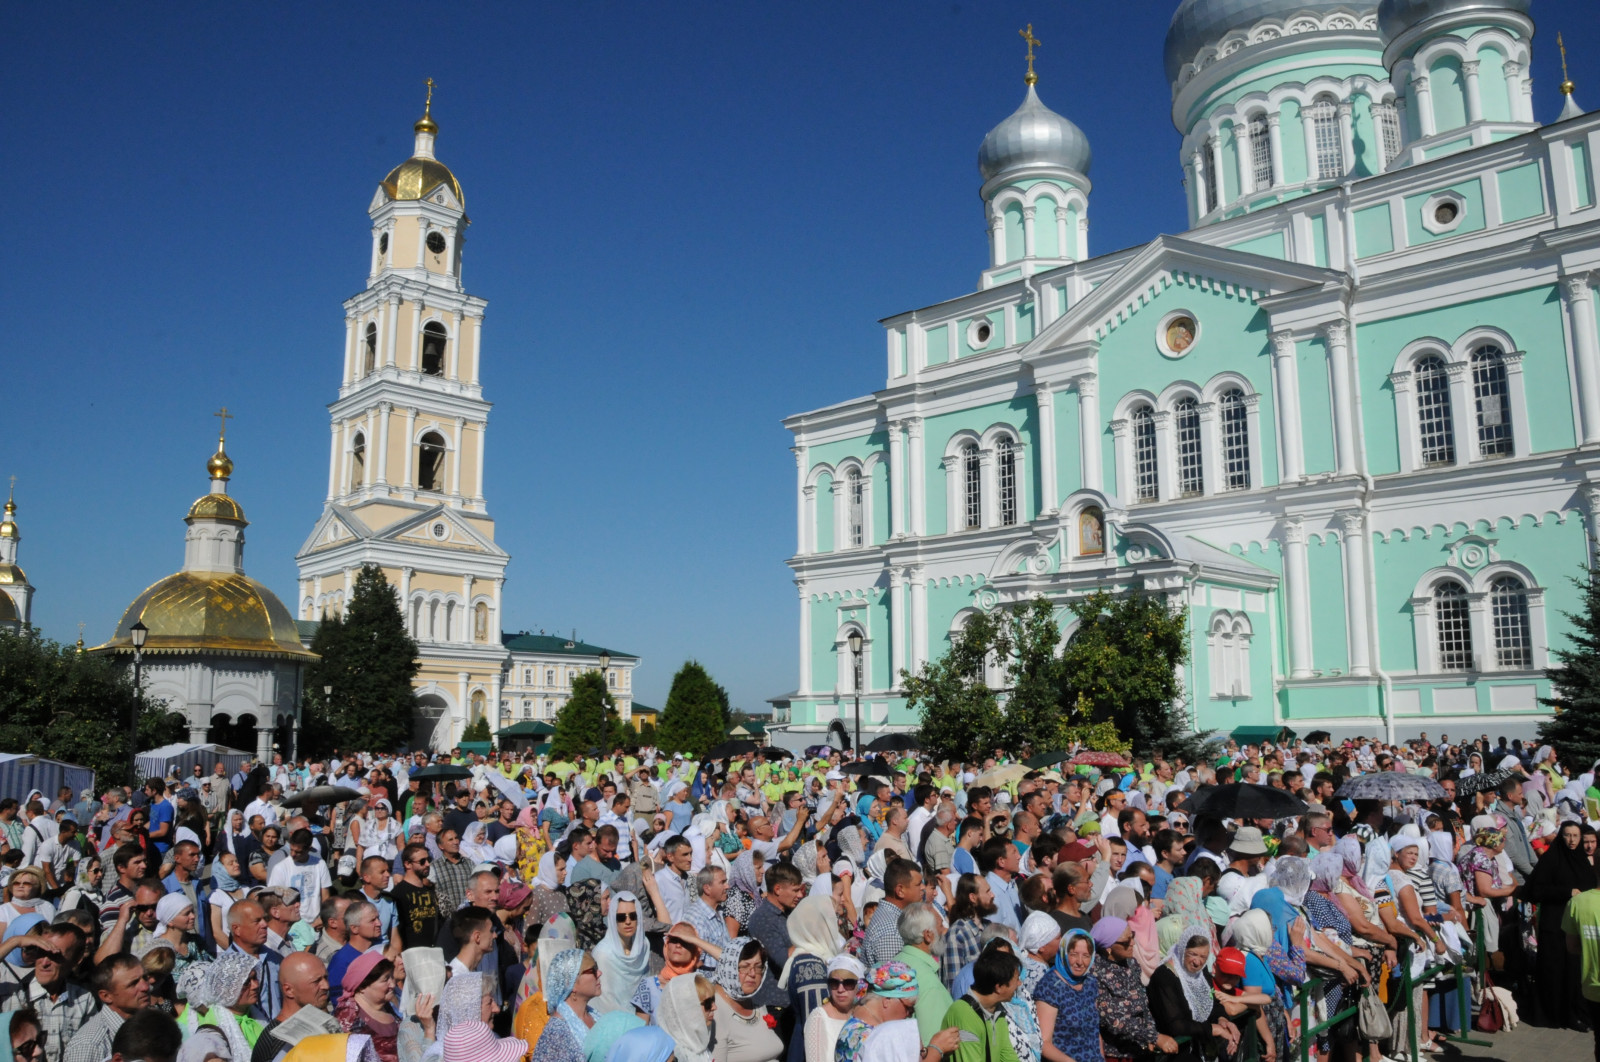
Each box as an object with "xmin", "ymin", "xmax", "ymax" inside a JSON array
[{"xmin": 1020, "ymin": 24, "xmax": 1041, "ymax": 86}]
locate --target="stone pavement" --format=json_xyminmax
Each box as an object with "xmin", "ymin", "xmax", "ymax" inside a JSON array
[{"xmin": 1440, "ymin": 1021, "xmax": 1594, "ymax": 1062}]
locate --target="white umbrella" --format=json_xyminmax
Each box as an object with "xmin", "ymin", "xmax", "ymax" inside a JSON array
[{"xmin": 478, "ymin": 766, "xmax": 529, "ymax": 808}]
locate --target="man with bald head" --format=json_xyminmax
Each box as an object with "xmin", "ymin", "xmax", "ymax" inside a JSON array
[{"xmin": 250, "ymin": 952, "xmax": 336, "ymax": 1062}]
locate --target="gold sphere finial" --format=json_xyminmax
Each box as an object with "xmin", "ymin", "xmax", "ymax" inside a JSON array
[
  {"xmin": 415, "ymin": 76, "xmax": 438, "ymax": 134},
  {"xmin": 0, "ymin": 476, "xmax": 16, "ymax": 540},
  {"xmin": 1020, "ymin": 24, "xmax": 1041, "ymax": 86},
  {"xmin": 209, "ymin": 407, "xmax": 235, "ymax": 481},
  {"xmin": 1560, "ymin": 32, "xmax": 1576, "ymax": 96}
]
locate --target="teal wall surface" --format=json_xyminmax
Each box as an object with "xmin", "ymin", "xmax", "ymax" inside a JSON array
[
  {"xmin": 1497, "ymin": 162, "xmax": 1545, "ymax": 223},
  {"xmin": 1308, "ymin": 534, "xmax": 1349, "ymax": 672},
  {"xmin": 925, "ymin": 324, "xmax": 950, "ymax": 367},
  {"xmin": 1309, "ymin": 212, "xmax": 1329, "ymax": 267},
  {"xmin": 1430, "ymin": 55, "xmax": 1468, "ymax": 132},
  {"xmin": 1478, "ymin": 45, "xmax": 1512, "ymax": 123},
  {"xmin": 871, "ymin": 460, "xmax": 891, "ymax": 546},
  {"xmin": 1036, "ymin": 196, "xmax": 1059, "ymax": 259},
  {"xmin": 1355, "ymin": 203, "xmax": 1394, "ymax": 257},
  {"xmin": 814, "ymin": 472, "xmax": 834, "ymax": 553},
  {"xmin": 1280, "ymin": 100, "xmax": 1308, "ymax": 186},
  {"xmin": 1297, "ymin": 336, "xmax": 1336, "ymax": 476},
  {"xmin": 922, "ymin": 397, "xmax": 1035, "ymax": 535},
  {"xmin": 1574, "ymin": 141, "xmax": 1595, "ymax": 209},
  {"xmin": 1004, "ymin": 204, "xmax": 1024, "ymax": 265},
  {"xmin": 1229, "ymin": 231, "xmax": 1286, "ymax": 259},
  {"xmin": 1057, "ymin": 390, "xmax": 1083, "ymax": 501}
]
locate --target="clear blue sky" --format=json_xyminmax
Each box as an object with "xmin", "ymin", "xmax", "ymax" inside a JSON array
[{"xmin": 8, "ymin": 2, "xmax": 1595, "ymax": 715}]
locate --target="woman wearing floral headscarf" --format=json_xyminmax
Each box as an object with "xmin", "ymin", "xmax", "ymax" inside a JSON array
[
  {"xmin": 1147, "ymin": 924, "xmax": 1238, "ymax": 1062},
  {"xmin": 782, "ymin": 892, "xmax": 845, "ymax": 1062},
  {"xmin": 710, "ymin": 938, "xmax": 782, "ymax": 1062},
  {"xmin": 834, "ymin": 962, "xmax": 942, "ymax": 1062},
  {"xmin": 722, "ymin": 852, "xmax": 762, "ymax": 934},
  {"xmin": 198, "ymin": 949, "xmax": 266, "ymax": 1061},
  {"xmin": 1032, "ymin": 928, "xmax": 1101, "ymax": 1062},
  {"xmin": 1089, "ymin": 917, "xmax": 1174, "ymax": 1062},
  {"xmin": 532, "ymin": 949, "xmax": 603, "ymax": 1062}
]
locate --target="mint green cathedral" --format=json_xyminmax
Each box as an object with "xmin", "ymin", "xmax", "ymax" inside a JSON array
[{"xmin": 774, "ymin": 0, "xmax": 1600, "ymax": 748}]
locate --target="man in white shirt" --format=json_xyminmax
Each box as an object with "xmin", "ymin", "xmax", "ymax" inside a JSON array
[
  {"xmin": 245, "ymin": 785, "xmax": 280, "ymax": 829},
  {"xmin": 268, "ymin": 828, "xmax": 332, "ymax": 925},
  {"xmin": 654, "ymin": 836, "xmax": 694, "ymax": 924},
  {"xmin": 596, "ymin": 793, "xmax": 635, "ymax": 863},
  {"xmin": 35, "ymin": 818, "xmax": 84, "ymax": 892},
  {"xmin": 906, "ymin": 784, "xmax": 938, "ymax": 852}
]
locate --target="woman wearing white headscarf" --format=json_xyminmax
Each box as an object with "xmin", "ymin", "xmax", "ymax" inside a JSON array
[
  {"xmin": 710, "ymin": 938, "xmax": 782, "ymax": 1062},
  {"xmin": 530, "ymin": 852, "xmax": 570, "ymax": 925},
  {"xmin": 780, "ymin": 893, "xmax": 845, "ymax": 1062},
  {"xmin": 802, "ymin": 956, "xmax": 862, "ymax": 1062},
  {"xmin": 153, "ymin": 893, "xmax": 204, "ymax": 976},
  {"xmin": 1147, "ymin": 923, "xmax": 1237, "ymax": 1062},
  {"xmin": 593, "ymin": 893, "xmax": 653, "ymax": 1015},
  {"xmin": 654, "ymin": 972, "xmax": 715, "ymax": 1062}
]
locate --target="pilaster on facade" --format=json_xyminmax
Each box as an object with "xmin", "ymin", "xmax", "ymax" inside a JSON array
[
  {"xmin": 1077, "ymin": 375, "xmax": 1103, "ymax": 492},
  {"xmin": 888, "ymin": 420, "xmax": 907, "ymax": 538},
  {"xmin": 1561, "ymin": 273, "xmax": 1600, "ymax": 445},
  {"xmin": 1336, "ymin": 510, "xmax": 1372, "ymax": 677},
  {"xmin": 1035, "ymin": 385, "xmax": 1058, "ymax": 514},
  {"xmin": 793, "ymin": 445, "xmax": 810, "ymax": 555},
  {"xmin": 1271, "ymin": 331, "xmax": 1305, "ymax": 482},
  {"xmin": 1323, "ymin": 320, "xmax": 1357, "ymax": 476},
  {"xmin": 796, "ymin": 580, "xmax": 812, "ymax": 695},
  {"xmin": 1281, "ymin": 518, "xmax": 1314, "ymax": 679},
  {"xmin": 906, "ymin": 418, "xmax": 926, "ymax": 537}
]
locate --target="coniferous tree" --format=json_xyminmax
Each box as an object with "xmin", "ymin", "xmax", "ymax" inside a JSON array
[
  {"xmin": 902, "ymin": 612, "xmax": 1003, "ymax": 763},
  {"xmin": 1539, "ymin": 563, "xmax": 1600, "ymax": 767},
  {"xmin": 656, "ymin": 661, "xmax": 729, "ymax": 758},
  {"xmin": 461, "ymin": 718, "xmax": 492, "ymax": 743},
  {"xmin": 303, "ymin": 564, "xmax": 419, "ymax": 755},
  {"xmin": 550, "ymin": 671, "xmax": 614, "ymax": 759},
  {"xmin": 0, "ymin": 630, "xmax": 185, "ymax": 786}
]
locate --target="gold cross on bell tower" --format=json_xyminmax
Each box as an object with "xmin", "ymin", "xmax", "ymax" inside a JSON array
[
  {"xmin": 1020, "ymin": 24, "xmax": 1042, "ymax": 86},
  {"xmin": 424, "ymin": 77, "xmax": 435, "ymax": 118},
  {"xmin": 1559, "ymin": 32, "xmax": 1575, "ymax": 96},
  {"xmin": 214, "ymin": 406, "xmax": 234, "ymax": 445}
]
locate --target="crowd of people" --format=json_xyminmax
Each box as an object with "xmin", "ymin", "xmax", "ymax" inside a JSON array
[{"xmin": 0, "ymin": 731, "xmax": 1598, "ymax": 1062}]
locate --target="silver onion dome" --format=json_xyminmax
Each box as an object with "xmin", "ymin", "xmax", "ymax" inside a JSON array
[
  {"xmin": 978, "ymin": 85, "xmax": 1092, "ymax": 183},
  {"xmin": 1376, "ymin": 0, "xmax": 1530, "ymax": 43},
  {"xmin": 1165, "ymin": 0, "xmax": 1378, "ymax": 83}
]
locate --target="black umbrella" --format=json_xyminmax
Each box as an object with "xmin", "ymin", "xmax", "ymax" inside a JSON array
[
  {"xmin": 705, "ymin": 739, "xmax": 761, "ymax": 761},
  {"xmin": 864, "ymin": 733, "xmax": 919, "ymax": 753},
  {"xmin": 1337, "ymin": 773, "xmax": 1446, "ymax": 803},
  {"xmin": 1305, "ymin": 730, "xmax": 1331, "ymax": 744},
  {"xmin": 409, "ymin": 764, "xmax": 472, "ymax": 782},
  {"xmin": 281, "ymin": 785, "xmax": 364, "ymax": 809},
  {"xmin": 1456, "ymin": 766, "xmax": 1517, "ymax": 798},
  {"xmin": 1185, "ymin": 783, "xmax": 1308, "ymax": 820},
  {"xmin": 1025, "ymin": 750, "xmax": 1071, "ymax": 769},
  {"xmin": 839, "ymin": 761, "xmax": 886, "ymax": 776}
]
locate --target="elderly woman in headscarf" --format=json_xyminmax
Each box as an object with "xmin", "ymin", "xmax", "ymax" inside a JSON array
[
  {"xmin": 593, "ymin": 893, "xmax": 654, "ymax": 1016},
  {"xmin": 1089, "ymin": 917, "xmax": 1173, "ymax": 1062},
  {"xmin": 530, "ymin": 852, "xmax": 571, "ymax": 926},
  {"xmin": 1228, "ymin": 911, "xmax": 1291, "ymax": 1060},
  {"xmin": 1526, "ymin": 819, "xmax": 1599, "ymax": 1030},
  {"xmin": 533, "ymin": 949, "xmax": 603, "ymax": 1062},
  {"xmin": 515, "ymin": 913, "xmax": 579, "ymax": 1048},
  {"xmin": 1000, "ymin": 912, "xmax": 1058, "ymax": 1062},
  {"xmin": 1147, "ymin": 923, "xmax": 1239, "ymax": 1062},
  {"xmin": 710, "ymin": 938, "xmax": 783, "ymax": 1062},
  {"xmin": 198, "ymin": 948, "xmax": 267, "ymax": 1061},
  {"xmin": 782, "ymin": 892, "xmax": 846, "ymax": 1062},
  {"xmin": 338, "ymin": 951, "xmax": 404, "ymax": 1062},
  {"xmin": 1456, "ymin": 817, "xmax": 1516, "ymax": 953},
  {"xmin": 1032, "ymin": 927, "xmax": 1101, "ymax": 1062}
]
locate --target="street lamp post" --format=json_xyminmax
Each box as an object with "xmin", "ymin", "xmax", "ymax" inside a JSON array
[
  {"xmin": 597, "ymin": 650, "xmax": 611, "ymax": 748},
  {"xmin": 847, "ymin": 630, "xmax": 863, "ymax": 753},
  {"xmin": 128, "ymin": 621, "xmax": 149, "ymax": 785}
]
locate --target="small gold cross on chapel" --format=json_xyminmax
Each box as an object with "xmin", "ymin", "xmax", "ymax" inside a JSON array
[
  {"xmin": 214, "ymin": 406, "xmax": 234, "ymax": 444},
  {"xmin": 1020, "ymin": 24, "xmax": 1042, "ymax": 86}
]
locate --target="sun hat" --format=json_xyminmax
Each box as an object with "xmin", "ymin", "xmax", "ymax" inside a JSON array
[
  {"xmin": 341, "ymin": 949, "xmax": 387, "ymax": 993},
  {"xmin": 1228, "ymin": 827, "xmax": 1268, "ymax": 856},
  {"xmin": 442, "ymin": 1021, "xmax": 528, "ymax": 1062},
  {"xmin": 865, "ymin": 961, "xmax": 919, "ymax": 998}
]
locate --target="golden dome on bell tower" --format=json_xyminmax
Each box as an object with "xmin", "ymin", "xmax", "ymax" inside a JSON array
[{"xmin": 381, "ymin": 77, "xmax": 464, "ymax": 208}]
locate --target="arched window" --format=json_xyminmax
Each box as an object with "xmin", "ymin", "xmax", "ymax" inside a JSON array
[
  {"xmin": 1249, "ymin": 115, "xmax": 1273, "ymax": 189},
  {"xmin": 1471, "ymin": 344, "xmax": 1513, "ymax": 457},
  {"xmin": 1201, "ymin": 139, "xmax": 1219, "ymax": 213},
  {"xmin": 1414, "ymin": 355, "xmax": 1456, "ymax": 465},
  {"xmin": 1132, "ymin": 405, "xmax": 1159, "ymax": 501},
  {"xmin": 1310, "ymin": 98, "xmax": 1342, "ymax": 179},
  {"xmin": 420, "ymin": 322, "xmax": 447, "ymax": 377},
  {"xmin": 1434, "ymin": 580, "xmax": 1472, "ymax": 671},
  {"xmin": 1220, "ymin": 388, "xmax": 1250, "ymax": 490},
  {"xmin": 418, "ymin": 431, "xmax": 447, "ymax": 492},
  {"xmin": 963, "ymin": 444, "xmax": 981, "ymax": 529},
  {"xmin": 363, "ymin": 323, "xmax": 378, "ymax": 375},
  {"xmin": 997, "ymin": 438, "xmax": 1018, "ymax": 526},
  {"xmin": 350, "ymin": 433, "xmax": 366, "ymax": 488},
  {"xmin": 426, "ymin": 599, "xmax": 440, "ymax": 642},
  {"xmin": 1373, "ymin": 102, "xmax": 1402, "ymax": 167},
  {"xmin": 1490, "ymin": 577, "xmax": 1531, "ymax": 669},
  {"xmin": 1175, "ymin": 397, "xmax": 1203, "ymax": 496},
  {"xmin": 847, "ymin": 469, "xmax": 864, "ymax": 548},
  {"xmin": 470, "ymin": 689, "xmax": 486, "ymax": 723},
  {"xmin": 1208, "ymin": 612, "xmax": 1252, "ymax": 699}
]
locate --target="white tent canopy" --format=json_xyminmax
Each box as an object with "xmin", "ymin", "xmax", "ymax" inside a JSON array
[
  {"xmin": 0, "ymin": 754, "xmax": 95, "ymax": 804},
  {"xmin": 136, "ymin": 743, "xmax": 252, "ymax": 783}
]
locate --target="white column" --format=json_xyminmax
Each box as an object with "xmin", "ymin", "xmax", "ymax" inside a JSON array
[
  {"xmin": 469, "ymin": 315, "xmax": 483, "ymax": 387},
  {"xmin": 409, "ymin": 301, "xmax": 423, "ymax": 372},
  {"xmin": 375, "ymin": 402, "xmax": 392, "ymax": 486},
  {"xmin": 1301, "ymin": 111, "xmax": 1320, "ymax": 178},
  {"xmin": 370, "ymin": 227, "xmax": 382, "ymax": 279},
  {"xmin": 492, "ymin": 578, "xmax": 503, "ymax": 639},
  {"xmin": 343, "ymin": 567, "xmax": 354, "ymax": 603},
  {"xmin": 1390, "ymin": 370, "xmax": 1419, "ymax": 471},
  {"xmin": 797, "ymin": 581, "xmax": 812, "ymax": 695},
  {"xmin": 474, "ymin": 421, "xmax": 487, "ymax": 503},
  {"xmin": 1036, "ymin": 386, "xmax": 1058, "ymax": 513},
  {"xmin": 1267, "ymin": 113, "xmax": 1286, "ymax": 186},
  {"xmin": 1338, "ymin": 511, "xmax": 1372, "ymax": 676},
  {"xmin": 989, "ymin": 213, "xmax": 1005, "ymax": 267},
  {"xmin": 1189, "ymin": 152, "xmax": 1206, "ymax": 221},
  {"xmin": 1445, "ymin": 361, "xmax": 1476, "ymax": 462},
  {"xmin": 979, "ymin": 447, "xmax": 998, "ymax": 526},
  {"xmin": 1021, "ymin": 206, "xmax": 1036, "ymax": 259},
  {"xmin": 1198, "ymin": 401, "xmax": 1221, "ymax": 494},
  {"xmin": 1078, "ymin": 375, "xmax": 1103, "ymax": 491},
  {"xmin": 342, "ymin": 315, "xmax": 357, "ymax": 385},
  {"xmin": 1337, "ymin": 101, "xmax": 1356, "ymax": 175},
  {"xmin": 1563, "ymin": 275, "xmax": 1600, "ymax": 444},
  {"xmin": 1271, "ymin": 332, "xmax": 1305, "ymax": 481},
  {"xmin": 327, "ymin": 423, "xmax": 341, "ymax": 501},
  {"xmin": 888, "ymin": 421, "xmax": 906, "ymax": 537},
  {"xmin": 1462, "ymin": 60, "xmax": 1483, "ymax": 123},
  {"xmin": 906, "ymin": 418, "xmax": 926, "ymax": 536},
  {"xmin": 889, "ymin": 567, "xmax": 907, "ymax": 690},
  {"xmin": 256, "ymin": 725, "xmax": 274, "ymax": 762},
  {"xmin": 416, "ymin": 218, "xmax": 430, "ymax": 269},
  {"xmin": 402, "ymin": 408, "xmax": 418, "ymax": 489},
  {"xmin": 400, "ymin": 567, "xmax": 413, "ymax": 614},
  {"xmin": 449, "ymin": 311, "xmax": 464, "ymax": 381},
  {"xmin": 1325, "ymin": 321, "xmax": 1357, "ymax": 475},
  {"xmin": 1153, "ymin": 411, "xmax": 1176, "ymax": 501},
  {"xmin": 1413, "ymin": 74, "xmax": 1437, "ymax": 137},
  {"xmin": 362, "ymin": 408, "xmax": 377, "ymax": 487},
  {"xmin": 451, "ymin": 417, "xmax": 466, "ymax": 499},
  {"xmin": 1237, "ymin": 122, "xmax": 1255, "ymax": 196},
  {"xmin": 1503, "ymin": 62, "xmax": 1530, "ymax": 122},
  {"xmin": 1501, "ymin": 351, "xmax": 1532, "ymax": 458},
  {"xmin": 385, "ymin": 295, "xmax": 400, "ymax": 367},
  {"xmin": 459, "ymin": 575, "xmax": 474, "ymax": 645},
  {"xmin": 1283, "ymin": 519, "xmax": 1313, "ymax": 678},
  {"xmin": 1055, "ymin": 205, "xmax": 1069, "ymax": 262},
  {"xmin": 1209, "ymin": 136, "xmax": 1228, "ymax": 209},
  {"xmin": 457, "ymin": 672, "xmax": 470, "ymax": 741},
  {"xmin": 908, "ymin": 566, "xmax": 928, "ymax": 675},
  {"xmin": 793, "ymin": 446, "xmax": 809, "ymax": 554}
]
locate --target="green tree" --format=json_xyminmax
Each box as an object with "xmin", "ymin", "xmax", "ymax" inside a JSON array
[
  {"xmin": 902, "ymin": 612, "xmax": 1003, "ymax": 763},
  {"xmin": 0, "ymin": 630, "xmax": 186, "ymax": 786},
  {"xmin": 303, "ymin": 565, "xmax": 419, "ymax": 756},
  {"xmin": 550, "ymin": 671, "xmax": 614, "ymax": 759},
  {"xmin": 461, "ymin": 718, "xmax": 492, "ymax": 743},
  {"xmin": 1540, "ymin": 564, "xmax": 1600, "ymax": 766},
  {"xmin": 656, "ymin": 661, "xmax": 730, "ymax": 758},
  {"xmin": 1059, "ymin": 589, "xmax": 1211, "ymax": 759}
]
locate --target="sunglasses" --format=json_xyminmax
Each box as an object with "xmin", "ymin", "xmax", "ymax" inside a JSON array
[
  {"xmin": 827, "ymin": 977, "xmax": 860, "ymax": 990},
  {"xmin": 616, "ymin": 912, "xmax": 638, "ymax": 923},
  {"xmin": 12, "ymin": 1033, "xmax": 46, "ymax": 1057},
  {"xmin": 410, "ymin": 857, "xmax": 432, "ymax": 866},
  {"xmin": 700, "ymin": 998, "xmax": 716, "ymax": 1013}
]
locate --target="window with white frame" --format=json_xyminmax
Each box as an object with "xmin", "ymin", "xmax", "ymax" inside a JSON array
[
  {"xmin": 997, "ymin": 438, "xmax": 1018, "ymax": 526},
  {"xmin": 1249, "ymin": 116, "xmax": 1273, "ymax": 189},
  {"xmin": 1208, "ymin": 611, "xmax": 1252, "ymax": 699},
  {"xmin": 1132, "ymin": 406, "xmax": 1159, "ymax": 501},
  {"xmin": 1201, "ymin": 139, "xmax": 1219, "ymax": 213},
  {"xmin": 1414, "ymin": 355, "xmax": 1456, "ymax": 465},
  {"xmin": 1471, "ymin": 344, "xmax": 1513, "ymax": 457},
  {"xmin": 1373, "ymin": 103, "xmax": 1402, "ymax": 167},
  {"xmin": 1490, "ymin": 577, "xmax": 1531, "ymax": 668},
  {"xmin": 1310, "ymin": 98, "xmax": 1342, "ymax": 179},
  {"xmin": 963, "ymin": 444, "xmax": 981, "ymax": 529},
  {"xmin": 847, "ymin": 469, "xmax": 865, "ymax": 547},
  {"xmin": 1435, "ymin": 580, "xmax": 1473, "ymax": 670},
  {"xmin": 546, "ymin": 669, "xmax": 555, "ymax": 686},
  {"xmin": 1175, "ymin": 397, "xmax": 1203, "ymax": 496},
  {"xmin": 1220, "ymin": 388, "xmax": 1251, "ymax": 490}
]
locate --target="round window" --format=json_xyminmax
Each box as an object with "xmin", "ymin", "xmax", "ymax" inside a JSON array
[
  {"xmin": 426, "ymin": 232, "xmax": 447, "ymax": 254},
  {"xmin": 431, "ymin": 522, "xmax": 448, "ymax": 540},
  {"xmin": 1434, "ymin": 201, "xmax": 1459, "ymax": 226},
  {"xmin": 1157, "ymin": 311, "xmax": 1199, "ymax": 358},
  {"xmin": 378, "ymin": 232, "xmax": 389, "ymax": 255},
  {"xmin": 967, "ymin": 319, "xmax": 994, "ymax": 348}
]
